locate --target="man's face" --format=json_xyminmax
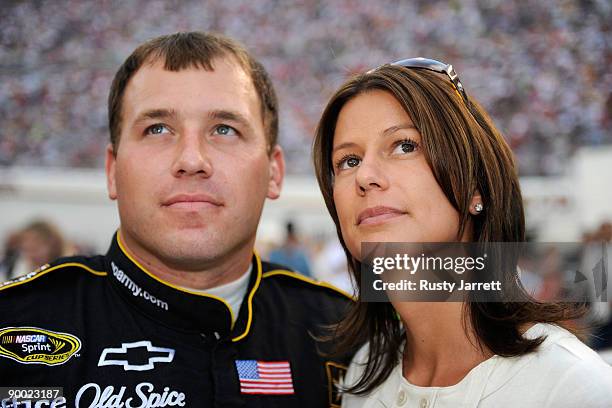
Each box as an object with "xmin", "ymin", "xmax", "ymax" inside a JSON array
[{"xmin": 106, "ymin": 57, "xmax": 283, "ymax": 271}]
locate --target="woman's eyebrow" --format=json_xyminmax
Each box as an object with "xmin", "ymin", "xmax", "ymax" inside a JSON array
[
  {"xmin": 332, "ymin": 141, "xmax": 358, "ymax": 154},
  {"xmin": 382, "ymin": 123, "xmax": 417, "ymax": 137}
]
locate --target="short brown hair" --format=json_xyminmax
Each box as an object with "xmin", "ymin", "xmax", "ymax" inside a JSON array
[
  {"xmin": 108, "ymin": 31, "xmax": 278, "ymax": 154},
  {"xmin": 21, "ymin": 219, "xmax": 65, "ymax": 262},
  {"xmin": 313, "ymin": 65, "xmax": 584, "ymax": 395}
]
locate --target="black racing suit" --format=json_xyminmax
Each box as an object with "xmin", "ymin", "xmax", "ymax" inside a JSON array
[{"xmin": 0, "ymin": 233, "xmax": 353, "ymax": 407}]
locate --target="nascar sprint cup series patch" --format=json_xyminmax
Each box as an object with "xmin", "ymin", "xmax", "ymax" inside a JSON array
[{"xmin": 0, "ymin": 327, "xmax": 81, "ymax": 365}]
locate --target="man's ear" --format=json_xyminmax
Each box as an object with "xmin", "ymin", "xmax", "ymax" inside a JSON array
[
  {"xmin": 105, "ymin": 143, "xmax": 118, "ymax": 201},
  {"xmin": 469, "ymin": 189, "xmax": 483, "ymax": 215},
  {"xmin": 266, "ymin": 145, "xmax": 285, "ymax": 200}
]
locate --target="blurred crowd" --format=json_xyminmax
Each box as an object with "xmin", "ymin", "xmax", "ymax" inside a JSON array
[
  {"xmin": 1, "ymin": 0, "xmax": 610, "ymax": 175},
  {"xmin": 0, "ymin": 219, "xmax": 98, "ymax": 281},
  {"xmin": 0, "ymin": 219, "xmax": 71, "ymax": 280}
]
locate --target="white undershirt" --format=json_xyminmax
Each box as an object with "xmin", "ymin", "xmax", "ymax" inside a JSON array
[{"xmin": 181, "ymin": 264, "xmax": 252, "ymax": 323}]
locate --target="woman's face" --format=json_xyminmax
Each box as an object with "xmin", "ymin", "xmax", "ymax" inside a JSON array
[{"xmin": 331, "ymin": 90, "xmax": 470, "ymax": 260}]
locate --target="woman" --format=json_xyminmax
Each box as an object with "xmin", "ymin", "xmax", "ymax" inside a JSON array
[{"xmin": 313, "ymin": 58, "xmax": 612, "ymax": 407}]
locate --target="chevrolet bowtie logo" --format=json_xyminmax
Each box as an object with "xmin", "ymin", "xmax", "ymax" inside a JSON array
[{"xmin": 98, "ymin": 340, "xmax": 175, "ymax": 371}]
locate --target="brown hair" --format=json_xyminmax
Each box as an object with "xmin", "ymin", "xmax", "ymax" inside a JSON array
[
  {"xmin": 313, "ymin": 65, "xmax": 585, "ymax": 394},
  {"xmin": 21, "ymin": 219, "xmax": 65, "ymax": 263},
  {"xmin": 108, "ymin": 31, "xmax": 278, "ymax": 154}
]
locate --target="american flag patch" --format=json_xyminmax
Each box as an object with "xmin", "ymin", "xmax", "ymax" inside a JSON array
[{"xmin": 235, "ymin": 360, "xmax": 295, "ymax": 395}]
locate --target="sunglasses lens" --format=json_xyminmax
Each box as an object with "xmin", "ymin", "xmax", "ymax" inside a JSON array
[{"xmin": 392, "ymin": 58, "xmax": 448, "ymax": 71}]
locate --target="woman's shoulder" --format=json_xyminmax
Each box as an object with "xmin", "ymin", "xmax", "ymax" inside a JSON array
[
  {"xmin": 482, "ymin": 323, "xmax": 612, "ymax": 406},
  {"xmin": 530, "ymin": 323, "xmax": 612, "ymax": 405},
  {"xmin": 542, "ymin": 356, "xmax": 612, "ymax": 407},
  {"xmin": 524, "ymin": 323, "xmax": 609, "ymax": 368},
  {"xmin": 489, "ymin": 323, "xmax": 612, "ymax": 380}
]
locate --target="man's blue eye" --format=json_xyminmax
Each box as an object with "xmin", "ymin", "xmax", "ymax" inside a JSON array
[
  {"xmin": 146, "ymin": 124, "xmax": 170, "ymax": 135},
  {"xmin": 215, "ymin": 125, "xmax": 237, "ymax": 136}
]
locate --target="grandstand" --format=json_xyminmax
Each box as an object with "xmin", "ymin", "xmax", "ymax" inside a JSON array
[{"xmin": 1, "ymin": 0, "xmax": 610, "ymax": 175}]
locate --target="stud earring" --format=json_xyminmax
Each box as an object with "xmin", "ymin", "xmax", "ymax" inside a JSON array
[{"xmin": 474, "ymin": 203, "xmax": 483, "ymax": 214}]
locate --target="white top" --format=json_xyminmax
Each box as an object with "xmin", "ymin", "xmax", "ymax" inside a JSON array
[{"xmin": 342, "ymin": 323, "xmax": 612, "ymax": 408}]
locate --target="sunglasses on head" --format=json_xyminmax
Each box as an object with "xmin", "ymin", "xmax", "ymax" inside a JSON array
[{"xmin": 372, "ymin": 57, "xmax": 469, "ymax": 105}]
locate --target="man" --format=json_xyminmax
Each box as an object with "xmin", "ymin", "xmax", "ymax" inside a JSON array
[
  {"xmin": 0, "ymin": 32, "xmax": 352, "ymax": 408},
  {"xmin": 269, "ymin": 221, "xmax": 313, "ymax": 277}
]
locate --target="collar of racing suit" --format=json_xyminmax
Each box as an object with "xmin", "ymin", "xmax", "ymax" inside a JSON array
[{"xmin": 104, "ymin": 231, "xmax": 262, "ymax": 342}]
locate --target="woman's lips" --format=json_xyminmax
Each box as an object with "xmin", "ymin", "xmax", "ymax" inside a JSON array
[{"xmin": 357, "ymin": 206, "xmax": 406, "ymax": 226}]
